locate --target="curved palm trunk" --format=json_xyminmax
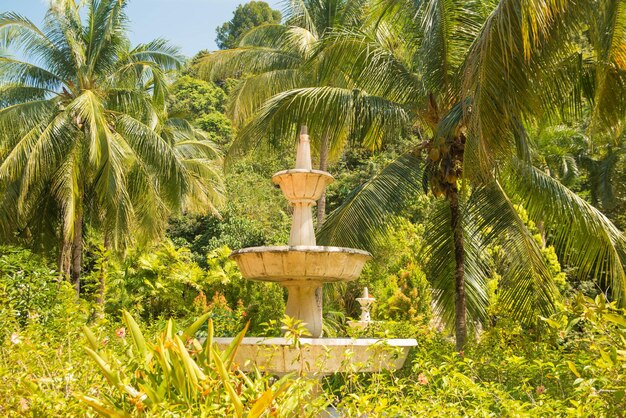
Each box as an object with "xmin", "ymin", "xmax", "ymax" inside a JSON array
[
  {"xmin": 71, "ymin": 207, "xmax": 83, "ymax": 295},
  {"xmin": 449, "ymin": 188, "xmax": 467, "ymax": 351},
  {"xmin": 316, "ymin": 134, "xmax": 329, "ymax": 230},
  {"xmin": 58, "ymin": 236, "xmax": 72, "ymax": 278},
  {"xmin": 315, "ymin": 133, "xmax": 330, "ymax": 331},
  {"xmin": 97, "ymin": 234, "xmax": 111, "ymax": 308}
]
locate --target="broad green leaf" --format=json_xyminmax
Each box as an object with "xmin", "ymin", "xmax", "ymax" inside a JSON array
[
  {"xmin": 83, "ymin": 326, "xmax": 99, "ymax": 351},
  {"xmin": 248, "ymin": 389, "xmax": 274, "ymax": 418},
  {"xmin": 75, "ymin": 394, "xmax": 131, "ymax": 418},
  {"xmin": 84, "ymin": 347, "xmax": 121, "ymax": 387},
  {"xmin": 183, "ymin": 311, "xmax": 212, "ymax": 339},
  {"xmin": 213, "ymin": 349, "xmax": 244, "ymax": 417},
  {"xmin": 566, "ymin": 361, "xmax": 581, "ymax": 378},
  {"xmin": 605, "ymin": 313, "xmax": 626, "ymax": 328},
  {"xmin": 122, "ymin": 310, "xmax": 148, "ymax": 362}
]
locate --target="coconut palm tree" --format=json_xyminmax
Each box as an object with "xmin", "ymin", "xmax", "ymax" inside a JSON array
[
  {"xmin": 224, "ymin": 0, "xmax": 626, "ymax": 350},
  {"xmin": 0, "ymin": 0, "xmax": 223, "ymax": 294}
]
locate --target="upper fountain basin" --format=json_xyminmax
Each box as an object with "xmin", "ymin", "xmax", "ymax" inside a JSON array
[
  {"xmin": 272, "ymin": 169, "xmax": 334, "ymax": 202},
  {"xmin": 230, "ymin": 246, "xmax": 372, "ymax": 283}
]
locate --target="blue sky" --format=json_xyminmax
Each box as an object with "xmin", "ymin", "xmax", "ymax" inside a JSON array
[{"xmin": 2, "ymin": 0, "xmax": 282, "ymax": 57}]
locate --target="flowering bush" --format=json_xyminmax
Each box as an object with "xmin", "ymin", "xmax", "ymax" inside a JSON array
[{"xmin": 193, "ymin": 290, "xmax": 247, "ymax": 336}]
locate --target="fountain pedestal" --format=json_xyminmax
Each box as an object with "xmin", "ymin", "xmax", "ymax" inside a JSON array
[
  {"xmin": 349, "ymin": 287, "xmax": 376, "ymax": 330},
  {"xmin": 218, "ymin": 126, "xmax": 417, "ymax": 375}
]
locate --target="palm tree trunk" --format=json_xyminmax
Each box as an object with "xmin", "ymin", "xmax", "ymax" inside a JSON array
[
  {"xmin": 96, "ymin": 234, "xmax": 110, "ymax": 307},
  {"xmin": 58, "ymin": 236, "xmax": 72, "ymax": 278},
  {"xmin": 316, "ymin": 134, "xmax": 329, "ymax": 231},
  {"xmin": 314, "ymin": 133, "xmax": 330, "ymax": 331},
  {"xmin": 71, "ymin": 207, "xmax": 83, "ymax": 295},
  {"xmin": 449, "ymin": 188, "xmax": 467, "ymax": 351}
]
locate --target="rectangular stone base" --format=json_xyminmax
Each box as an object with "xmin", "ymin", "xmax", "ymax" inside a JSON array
[{"xmin": 213, "ymin": 337, "xmax": 417, "ymax": 375}]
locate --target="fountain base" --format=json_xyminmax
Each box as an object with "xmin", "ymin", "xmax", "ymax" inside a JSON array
[{"xmin": 213, "ymin": 337, "xmax": 417, "ymax": 375}]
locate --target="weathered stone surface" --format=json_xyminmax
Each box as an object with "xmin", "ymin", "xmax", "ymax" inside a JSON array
[
  {"xmin": 213, "ymin": 337, "xmax": 418, "ymax": 375},
  {"xmin": 231, "ymin": 246, "xmax": 372, "ymax": 283}
]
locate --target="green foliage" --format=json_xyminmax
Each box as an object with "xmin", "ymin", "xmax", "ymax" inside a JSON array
[
  {"xmin": 106, "ymin": 241, "xmax": 206, "ymax": 320},
  {"xmin": 170, "ymin": 75, "xmax": 227, "ymax": 115},
  {"xmin": 196, "ymin": 112, "xmax": 233, "ymax": 142},
  {"xmin": 79, "ymin": 312, "xmax": 321, "ymax": 417},
  {"xmin": 105, "ymin": 241, "xmax": 285, "ymax": 335},
  {"xmin": 335, "ymin": 294, "xmax": 626, "ymax": 416},
  {"xmin": 169, "ymin": 75, "xmax": 233, "ymax": 143},
  {"xmin": 168, "ymin": 151, "xmax": 291, "ymax": 265},
  {"xmin": 0, "ymin": 1, "xmax": 224, "ymax": 290},
  {"xmin": 202, "ymin": 246, "xmax": 286, "ymax": 335},
  {"xmin": 0, "ymin": 247, "xmax": 94, "ymax": 416},
  {"xmin": 366, "ymin": 219, "xmax": 431, "ymax": 323},
  {"xmin": 1, "ymin": 244, "xmax": 625, "ymax": 417},
  {"xmin": 0, "ymin": 246, "xmax": 80, "ymax": 337},
  {"xmin": 216, "ymin": 1, "xmax": 282, "ymax": 49}
]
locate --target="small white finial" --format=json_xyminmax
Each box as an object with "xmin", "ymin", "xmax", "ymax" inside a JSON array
[{"xmin": 295, "ymin": 125, "xmax": 312, "ymax": 170}]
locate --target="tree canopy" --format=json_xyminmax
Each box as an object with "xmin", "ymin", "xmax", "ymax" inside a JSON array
[{"xmin": 215, "ymin": 1, "xmax": 282, "ymax": 50}]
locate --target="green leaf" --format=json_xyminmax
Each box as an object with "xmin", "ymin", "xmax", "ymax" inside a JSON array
[
  {"xmin": 605, "ymin": 313, "xmax": 626, "ymax": 328},
  {"xmin": 75, "ymin": 394, "xmax": 131, "ymax": 418},
  {"xmin": 122, "ymin": 310, "xmax": 149, "ymax": 362},
  {"xmin": 183, "ymin": 311, "xmax": 212, "ymax": 339},
  {"xmin": 83, "ymin": 326, "xmax": 99, "ymax": 351},
  {"xmin": 247, "ymin": 389, "xmax": 274, "ymax": 418},
  {"xmin": 566, "ymin": 361, "xmax": 581, "ymax": 378},
  {"xmin": 84, "ymin": 347, "xmax": 121, "ymax": 388}
]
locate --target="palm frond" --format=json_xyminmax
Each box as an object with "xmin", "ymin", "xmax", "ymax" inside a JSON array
[
  {"xmin": 115, "ymin": 114, "xmax": 188, "ymax": 207},
  {"xmin": 588, "ymin": 0, "xmax": 626, "ymax": 138},
  {"xmin": 128, "ymin": 39, "xmax": 184, "ymax": 71},
  {"xmin": 424, "ymin": 198, "xmax": 490, "ymax": 329},
  {"xmin": 0, "ymin": 57, "xmax": 65, "ymax": 91},
  {"xmin": 196, "ymin": 47, "xmax": 302, "ymax": 81},
  {"xmin": 507, "ymin": 160, "xmax": 626, "ymax": 305},
  {"xmin": 282, "ymin": 0, "xmax": 319, "ymax": 38},
  {"xmin": 227, "ymin": 69, "xmax": 305, "ymax": 127},
  {"xmin": 318, "ymin": 152, "xmax": 423, "ymax": 249},
  {"xmin": 315, "ymin": 28, "xmax": 423, "ymax": 104},
  {"xmin": 240, "ymin": 24, "xmax": 317, "ymax": 56},
  {"xmin": 468, "ymin": 183, "xmax": 558, "ymax": 324},
  {"xmin": 19, "ymin": 112, "xmax": 77, "ymax": 203},
  {"xmin": 462, "ymin": 0, "xmax": 586, "ymax": 172},
  {"xmin": 233, "ymin": 86, "xmax": 411, "ymax": 160}
]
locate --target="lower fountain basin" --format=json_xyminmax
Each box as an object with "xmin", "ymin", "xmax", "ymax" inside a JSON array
[
  {"xmin": 214, "ymin": 337, "xmax": 417, "ymax": 375},
  {"xmin": 230, "ymin": 246, "xmax": 372, "ymax": 283}
]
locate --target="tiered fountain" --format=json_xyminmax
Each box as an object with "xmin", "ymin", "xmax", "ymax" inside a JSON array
[{"xmin": 215, "ymin": 127, "xmax": 417, "ymax": 374}]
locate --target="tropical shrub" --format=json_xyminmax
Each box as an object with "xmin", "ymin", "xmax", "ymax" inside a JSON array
[
  {"xmin": 202, "ymin": 246, "xmax": 286, "ymax": 335},
  {"xmin": 0, "ymin": 247, "xmax": 96, "ymax": 416},
  {"xmin": 106, "ymin": 242, "xmax": 206, "ymax": 321},
  {"xmin": 0, "ymin": 246, "xmax": 83, "ymax": 339},
  {"xmin": 337, "ymin": 293, "xmax": 626, "ymax": 417},
  {"xmin": 78, "ymin": 311, "xmax": 322, "ymax": 417}
]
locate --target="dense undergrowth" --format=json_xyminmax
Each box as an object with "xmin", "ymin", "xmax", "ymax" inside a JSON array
[{"xmin": 1, "ymin": 246, "xmax": 624, "ymax": 417}]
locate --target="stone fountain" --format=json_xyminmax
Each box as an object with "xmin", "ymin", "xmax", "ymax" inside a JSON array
[{"xmin": 215, "ymin": 127, "xmax": 417, "ymax": 375}]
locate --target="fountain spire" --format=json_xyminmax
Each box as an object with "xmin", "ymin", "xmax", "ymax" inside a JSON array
[{"xmin": 288, "ymin": 127, "xmax": 317, "ymax": 246}]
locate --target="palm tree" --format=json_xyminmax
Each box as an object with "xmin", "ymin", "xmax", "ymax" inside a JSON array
[
  {"xmin": 0, "ymin": 0, "xmax": 223, "ymax": 294},
  {"xmin": 224, "ymin": 0, "xmax": 626, "ymax": 350}
]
